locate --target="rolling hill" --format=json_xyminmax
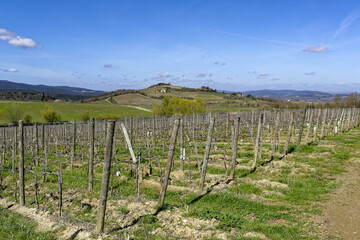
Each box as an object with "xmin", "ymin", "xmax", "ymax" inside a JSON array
[
  {"xmin": 85, "ymin": 83, "xmax": 310, "ymax": 111},
  {"xmin": 242, "ymin": 89, "xmax": 346, "ymax": 102},
  {"xmin": 0, "ymin": 80, "xmax": 105, "ymax": 101}
]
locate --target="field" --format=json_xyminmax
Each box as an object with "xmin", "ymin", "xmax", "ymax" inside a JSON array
[
  {"xmin": 89, "ymin": 83, "xmax": 305, "ymax": 113},
  {"xmin": 0, "ymin": 101, "xmax": 152, "ymax": 124},
  {"xmin": 0, "ymin": 108, "xmax": 358, "ymax": 239}
]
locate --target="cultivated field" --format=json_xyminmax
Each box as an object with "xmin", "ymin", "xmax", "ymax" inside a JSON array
[
  {"xmin": 0, "ymin": 101, "xmax": 152, "ymax": 124},
  {"xmin": 0, "ymin": 108, "xmax": 358, "ymax": 239}
]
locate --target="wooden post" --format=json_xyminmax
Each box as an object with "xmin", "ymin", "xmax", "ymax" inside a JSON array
[
  {"xmin": 58, "ymin": 162, "xmax": 63, "ymax": 217},
  {"xmin": 88, "ymin": 118, "xmax": 95, "ymax": 191},
  {"xmin": 180, "ymin": 118, "xmax": 185, "ymax": 172},
  {"xmin": 42, "ymin": 123, "xmax": 45, "ymax": 150},
  {"xmin": 226, "ymin": 112, "xmax": 230, "ymax": 140},
  {"xmin": 251, "ymin": 110, "xmax": 255, "ymax": 145},
  {"xmin": 314, "ymin": 109, "xmax": 322, "ymax": 140},
  {"xmin": 96, "ymin": 120, "xmax": 115, "ymax": 233},
  {"xmin": 12, "ymin": 127, "xmax": 16, "ymax": 173},
  {"xmin": 271, "ymin": 111, "xmax": 280, "ymax": 159},
  {"xmin": 305, "ymin": 110, "xmax": 314, "ymax": 144},
  {"xmin": 120, "ymin": 124, "xmax": 137, "ymax": 164},
  {"xmin": 71, "ymin": 121, "xmax": 76, "ymax": 169},
  {"xmin": 252, "ymin": 114, "xmax": 264, "ymax": 170},
  {"xmin": 136, "ymin": 154, "xmax": 141, "ymax": 199},
  {"xmin": 284, "ymin": 112, "xmax": 295, "ymax": 154},
  {"xmin": 34, "ymin": 123, "xmax": 39, "ymax": 160},
  {"xmin": 152, "ymin": 116, "xmax": 156, "ymax": 147},
  {"xmin": 158, "ymin": 119, "xmax": 180, "ymax": 207},
  {"xmin": 29, "ymin": 170, "xmax": 39, "ymax": 210},
  {"xmin": 296, "ymin": 109, "xmax": 307, "ymax": 148},
  {"xmin": 129, "ymin": 117, "xmax": 133, "ymax": 143},
  {"xmin": 230, "ymin": 117, "xmax": 240, "ymax": 179},
  {"xmin": 199, "ymin": 118, "xmax": 215, "ymax": 190},
  {"xmin": 223, "ymin": 149, "xmax": 228, "ymax": 179},
  {"xmin": 18, "ymin": 120, "xmax": 25, "ymax": 206},
  {"xmin": 320, "ymin": 108, "xmax": 328, "ymax": 138}
]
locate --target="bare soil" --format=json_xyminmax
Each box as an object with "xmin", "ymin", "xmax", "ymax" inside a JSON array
[{"xmin": 318, "ymin": 159, "xmax": 360, "ymax": 239}]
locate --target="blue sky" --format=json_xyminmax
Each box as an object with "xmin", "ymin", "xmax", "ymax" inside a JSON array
[{"xmin": 1, "ymin": 0, "xmax": 360, "ymax": 93}]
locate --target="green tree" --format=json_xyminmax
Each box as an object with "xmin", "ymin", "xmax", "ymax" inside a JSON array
[
  {"xmin": 345, "ymin": 93, "xmax": 359, "ymax": 107},
  {"xmin": 153, "ymin": 97, "xmax": 206, "ymax": 116},
  {"xmin": 23, "ymin": 114, "xmax": 33, "ymax": 123},
  {"xmin": 4, "ymin": 104, "xmax": 24, "ymax": 123},
  {"xmin": 42, "ymin": 105, "xmax": 61, "ymax": 122},
  {"xmin": 333, "ymin": 96, "xmax": 342, "ymax": 107},
  {"xmin": 80, "ymin": 110, "xmax": 90, "ymax": 121}
]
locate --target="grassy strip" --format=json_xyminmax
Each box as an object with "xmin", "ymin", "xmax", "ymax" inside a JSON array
[
  {"xmin": 0, "ymin": 206, "xmax": 57, "ymax": 240},
  {"xmin": 166, "ymin": 129, "xmax": 359, "ymax": 239},
  {"xmin": 0, "ymin": 101, "xmax": 152, "ymax": 123}
]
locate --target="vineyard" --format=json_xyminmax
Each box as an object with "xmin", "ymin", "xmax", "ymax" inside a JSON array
[{"xmin": 0, "ymin": 108, "xmax": 359, "ymax": 239}]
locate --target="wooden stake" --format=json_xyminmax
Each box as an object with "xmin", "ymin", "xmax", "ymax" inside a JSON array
[
  {"xmin": 199, "ymin": 118, "xmax": 215, "ymax": 190},
  {"xmin": 230, "ymin": 117, "xmax": 240, "ymax": 179},
  {"xmin": 96, "ymin": 120, "xmax": 115, "ymax": 233},
  {"xmin": 284, "ymin": 112, "xmax": 295, "ymax": 154},
  {"xmin": 296, "ymin": 109, "xmax": 307, "ymax": 148},
  {"xmin": 158, "ymin": 119, "xmax": 180, "ymax": 207},
  {"xmin": 88, "ymin": 118, "xmax": 95, "ymax": 191},
  {"xmin": 252, "ymin": 114, "xmax": 264, "ymax": 170},
  {"xmin": 18, "ymin": 120, "xmax": 25, "ymax": 206}
]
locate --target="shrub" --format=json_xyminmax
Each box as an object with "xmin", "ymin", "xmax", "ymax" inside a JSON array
[
  {"xmin": 153, "ymin": 96, "xmax": 206, "ymax": 116},
  {"xmin": 23, "ymin": 114, "xmax": 33, "ymax": 123},
  {"xmin": 41, "ymin": 105, "xmax": 61, "ymax": 122},
  {"xmin": 95, "ymin": 115, "xmax": 105, "ymax": 121},
  {"xmin": 105, "ymin": 115, "xmax": 118, "ymax": 120},
  {"xmin": 80, "ymin": 110, "xmax": 90, "ymax": 121},
  {"xmin": 4, "ymin": 104, "xmax": 24, "ymax": 123}
]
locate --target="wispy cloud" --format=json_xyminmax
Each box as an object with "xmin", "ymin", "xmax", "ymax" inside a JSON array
[
  {"xmin": 71, "ymin": 72, "xmax": 86, "ymax": 79},
  {"xmin": 158, "ymin": 72, "xmax": 171, "ymax": 78},
  {"xmin": 257, "ymin": 72, "xmax": 270, "ymax": 79},
  {"xmin": 104, "ymin": 63, "xmax": 112, "ymax": 68},
  {"xmin": 151, "ymin": 72, "xmax": 173, "ymax": 82},
  {"xmin": 303, "ymin": 46, "xmax": 329, "ymax": 53},
  {"xmin": 204, "ymin": 28, "xmax": 304, "ymax": 46},
  {"xmin": 305, "ymin": 72, "xmax": 315, "ymax": 75},
  {"xmin": 0, "ymin": 28, "xmax": 40, "ymax": 48},
  {"xmin": 0, "ymin": 68, "xmax": 18, "ymax": 73},
  {"xmin": 332, "ymin": 9, "xmax": 360, "ymax": 40},
  {"xmin": 196, "ymin": 73, "xmax": 212, "ymax": 78}
]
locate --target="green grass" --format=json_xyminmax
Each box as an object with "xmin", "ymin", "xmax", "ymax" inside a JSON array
[
  {"xmin": 0, "ymin": 101, "xmax": 152, "ymax": 123},
  {"xmin": 0, "ymin": 206, "xmax": 57, "ymax": 240}
]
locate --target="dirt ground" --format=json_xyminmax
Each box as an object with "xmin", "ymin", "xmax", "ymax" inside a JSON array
[{"xmin": 318, "ymin": 158, "xmax": 360, "ymax": 239}]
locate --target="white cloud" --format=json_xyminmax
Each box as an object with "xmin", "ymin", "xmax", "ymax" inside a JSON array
[
  {"xmin": 257, "ymin": 72, "xmax": 269, "ymax": 79},
  {"xmin": 0, "ymin": 28, "xmax": 40, "ymax": 48},
  {"xmin": 196, "ymin": 73, "xmax": 207, "ymax": 78},
  {"xmin": 1, "ymin": 68, "xmax": 18, "ymax": 72},
  {"xmin": 303, "ymin": 46, "xmax": 329, "ymax": 53},
  {"xmin": 158, "ymin": 72, "xmax": 171, "ymax": 78},
  {"xmin": 305, "ymin": 72, "xmax": 315, "ymax": 75}
]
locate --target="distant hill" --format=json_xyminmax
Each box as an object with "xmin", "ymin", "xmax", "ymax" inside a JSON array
[
  {"xmin": 0, "ymin": 80, "xmax": 105, "ymax": 101},
  {"xmin": 85, "ymin": 83, "xmax": 312, "ymax": 110},
  {"xmin": 242, "ymin": 89, "xmax": 346, "ymax": 102}
]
